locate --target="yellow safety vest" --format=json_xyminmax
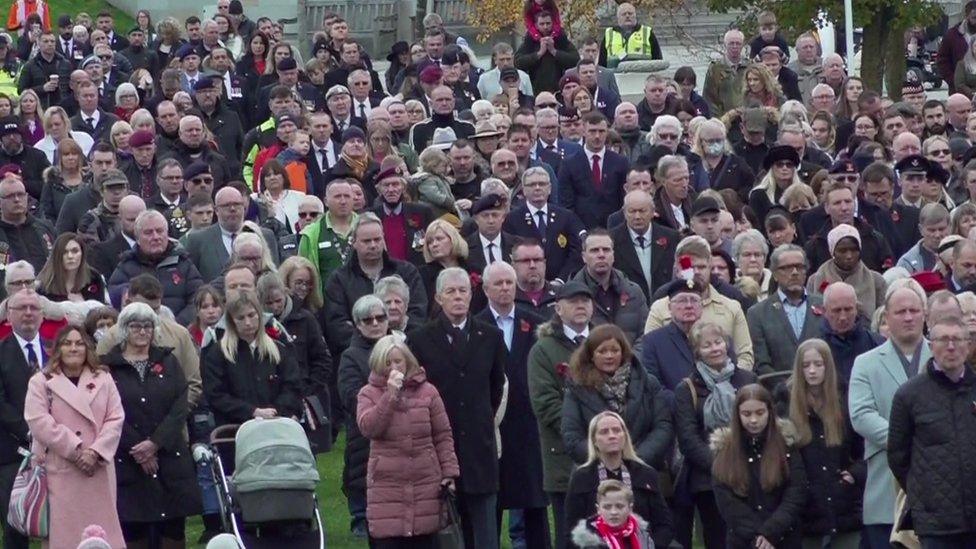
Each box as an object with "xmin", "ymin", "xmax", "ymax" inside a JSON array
[{"xmin": 604, "ymin": 26, "xmax": 654, "ymax": 60}]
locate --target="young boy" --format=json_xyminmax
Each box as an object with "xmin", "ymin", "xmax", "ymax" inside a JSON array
[
  {"xmin": 185, "ymin": 192, "xmax": 215, "ymax": 231},
  {"xmin": 749, "ymin": 11, "xmax": 790, "ymax": 62},
  {"xmin": 276, "ymin": 129, "xmax": 313, "ymax": 194},
  {"xmin": 571, "ymin": 480, "xmax": 653, "ymax": 548}
]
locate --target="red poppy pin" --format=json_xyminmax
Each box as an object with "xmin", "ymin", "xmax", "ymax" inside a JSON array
[
  {"xmin": 811, "ymin": 305, "xmax": 824, "ymax": 316},
  {"xmin": 407, "ymin": 214, "xmax": 422, "ymax": 229},
  {"xmin": 655, "ymin": 236, "xmax": 668, "ymax": 248},
  {"xmin": 86, "ymin": 382, "xmax": 96, "ymax": 391},
  {"xmin": 469, "ymin": 272, "xmax": 482, "ymax": 287},
  {"xmin": 555, "ymin": 362, "xmax": 569, "ymax": 378},
  {"xmin": 150, "ymin": 363, "xmax": 164, "ymax": 375},
  {"xmin": 818, "ymin": 280, "xmax": 830, "ymax": 294},
  {"xmin": 171, "ymin": 271, "xmax": 182, "ymax": 285},
  {"xmin": 883, "ymin": 258, "xmax": 894, "ymax": 270},
  {"xmin": 266, "ymin": 326, "xmax": 281, "ymax": 339},
  {"xmin": 520, "ymin": 319, "xmax": 531, "ymax": 333},
  {"xmin": 620, "ymin": 293, "xmax": 630, "ymax": 307}
]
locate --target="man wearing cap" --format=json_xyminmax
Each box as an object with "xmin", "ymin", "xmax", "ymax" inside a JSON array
[
  {"xmin": 229, "ymin": 0, "xmax": 255, "ymax": 44},
  {"xmin": 923, "ymin": 161, "xmax": 954, "ymax": 209},
  {"xmin": 732, "ymin": 107, "xmax": 772, "ymax": 174},
  {"xmin": 176, "ymin": 44, "xmax": 202, "ymax": 93},
  {"xmin": 77, "ymin": 167, "xmax": 130, "ymax": 247},
  {"xmin": 119, "ymin": 26, "xmax": 159, "ymax": 75},
  {"xmin": 759, "ymin": 45, "xmax": 802, "ymax": 102},
  {"xmin": 409, "ymin": 85, "xmax": 475, "ymax": 153},
  {"xmin": 119, "ymin": 129, "xmax": 159, "ymax": 199},
  {"xmin": 257, "ymin": 56, "xmax": 325, "ymax": 123},
  {"xmin": 0, "ymin": 174, "xmax": 54, "ymax": 271},
  {"xmin": 497, "ymin": 67, "xmax": 535, "ymax": 112},
  {"xmin": 466, "ymin": 193, "xmax": 515, "ymax": 275},
  {"xmin": 69, "ymin": 80, "xmax": 118, "ymax": 143},
  {"xmin": 514, "ymin": 9, "xmax": 579, "ymax": 94},
  {"xmin": 571, "ymin": 228, "xmax": 648, "ymax": 342},
  {"xmin": 192, "ymin": 76, "xmax": 244, "ymax": 174},
  {"xmin": 897, "ymin": 203, "xmax": 951, "ymax": 274},
  {"xmin": 325, "ymin": 84, "xmax": 365, "ymax": 142},
  {"xmin": 804, "ymin": 179, "xmax": 894, "ymax": 274},
  {"xmin": 372, "ymin": 158, "xmax": 433, "ymax": 265},
  {"xmin": 895, "ymin": 154, "xmax": 930, "ymax": 208},
  {"xmin": 557, "ymin": 111, "xmax": 629, "ymax": 229},
  {"xmin": 161, "ymin": 114, "xmax": 235, "ymax": 190},
  {"xmin": 16, "ymin": 29, "xmax": 67, "ymax": 109},
  {"xmin": 0, "ymin": 115, "xmax": 49, "ymax": 199},
  {"xmin": 528, "ymin": 280, "xmax": 595, "ymax": 546},
  {"xmin": 610, "ymin": 189, "xmax": 678, "ymax": 303},
  {"xmin": 689, "ymin": 196, "xmax": 730, "ymax": 254},
  {"xmin": 478, "ymin": 43, "xmax": 533, "ymax": 100}
]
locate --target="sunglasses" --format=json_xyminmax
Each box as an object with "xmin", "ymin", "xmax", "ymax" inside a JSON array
[
  {"xmin": 298, "ymin": 211, "xmax": 320, "ymax": 218},
  {"xmin": 359, "ymin": 314, "xmax": 387, "ymax": 325},
  {"xmin": 536, "ymin": 102, "xmax": 558, "ymax": 109},
  {"xmin": 929, "ymin": 149, "xmax": 951, "ymax": 157}
]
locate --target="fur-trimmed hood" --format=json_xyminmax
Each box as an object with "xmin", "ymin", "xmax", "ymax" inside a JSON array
[
  {"xmin": 570, "ymin": 515, "xmax": 651, "ymax": 548},
  {"xmin": 709, "ymin": 418, "xmax": 798, "ymax": 454}
]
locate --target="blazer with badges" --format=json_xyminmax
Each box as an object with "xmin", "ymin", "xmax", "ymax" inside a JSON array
[
  {"xmin": 533, "ymin": 138, "xmax": 583, "ymax": 176},
  {"xmin": 503, "ymin": 203, "xmax": 585, "ymax": 282}
]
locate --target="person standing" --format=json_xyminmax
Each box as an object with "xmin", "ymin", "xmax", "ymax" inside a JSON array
[{"xmin": 703, "ymin": 30, "xmax": 747, "ymax": 117}]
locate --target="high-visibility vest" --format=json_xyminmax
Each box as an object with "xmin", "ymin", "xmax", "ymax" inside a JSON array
[{"xmin": 604, "ymin": 26, "xmax": 655, "ymax": 59}]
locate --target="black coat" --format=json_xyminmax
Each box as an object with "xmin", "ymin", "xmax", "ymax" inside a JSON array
[
  {"xmin": 777, "ymin": 67, "xmax": 803, "ymax": 102},
  {"xmin": 101, "ymin": 345, "xmax": 201, "ymax": 522},
  {"xmin": 54, "ymin": 183, "xmax": 99, "ymax": 234},
  {"xmin": 202, "ymin": 339, "xmax": 302, "ymax": 426},
  {"xmin": 561, "ymin": 360, "xmax": 674, "ymax": 469},
  {"xmin": 610, "ymin": 222, "xmax": 678, "ymax": 304},
  {"xmin": 16, "ymin": 52, "xmax": 70, "ymax": 109},
  {"xmin": 565, "ymin": 459, "xmax": 674, "ymax": 548},
  {"xmin": 888, "ymin": 361, "xmax": 976, "ymax": 537},
  {"xmin": 336, "ymin": 331, "xmax": 377, "ymax": 492},
  {"xmin": 0, "ymin": 145, "xmax": 51, "ymax": 200},
  {"xmin": 0, "ymin": 335, "xmax": 36, "ymax": 465},
  {"xmin": 703, "ymin": 154, "xmax": 756, "ymax": 204},
  {"xmin": 198, "ymin": 100, "xmax": 245, "ymax": 176},
  {"xmin": 503, "ymin": 203, "xmax": 585, "ymax": 282},
  {"xmin": 88, "ymin": 231, "xmax": 132, "ymax": 281},
  {"xmin": 108, "ymin": 242, "xmax": 204, "ymax": 325},
  {"xmin": 513, "ymin": 32, "xmax": 580, "ymax": 94},
  {"xmin": 279, "ymin": 301, "xmax": 332, "ymax": 399},
  {"xmin": 0, "ymin": 215, "xmax": 55, "ymax": 272},
  {"xmin": 418, "ymin": 259, "xmax": 487, "ymax": 319},
  {"xmin": 797, "ymin": 199, "xmax": 912, "ymax": 258},
  {"xmin": 464, "ymin": 231, "xmax": 515, "ymax": 276},
  {"xmin": 407, "ymin": 113, "xmax": 475, "ymax": 154},
  {"xmin": 474, "ymin": 306, "xmax": 547, "ymax": 509},
  {"xmin": 38, "ymin": 167, "xmax": 80, "ymax": 222},
  {"xmin": 674, "ymin": 367, "xmax": 757, "ymax": 493},
  {"xmin": 70, "ymin": 110, "xmax": 120, "ymax": 144},
  {"xmin": 161, "ymin": 140, "xmax": 236, "ymax": 190},
  {"xmin": 408, "ymin": 315, "xmax": 506, "ymax": 494},
  {"xmin": 804, "ymin": 219, "xmax": 894, "ymax": 275},
  {"xmin": 37, "ymin": 272, "xmax": 108, "ymax": 303}
]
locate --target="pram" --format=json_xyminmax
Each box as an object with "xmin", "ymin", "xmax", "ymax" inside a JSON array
[{"xmin": 209, "ymin": 418, "xmax": 325, "ymax": 548}]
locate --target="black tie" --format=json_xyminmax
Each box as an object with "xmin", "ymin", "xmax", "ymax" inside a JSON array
[
  {"xmin": 573, "ymin": 335, "xmax": 585, "ymax": 346},
  {"xmin": 536, "ymin": 210, "xmax": 547, "ymax": 236},
  {"xmin": 85, "ymin": 117, "xmax": 95, "ymax": 130},
  {"xmin": 487, "ymin": 242, "xmax": 497, "ymax": 264},
  {"xmin": 319, "ymin": 149, "xmax": 330, "ymax": 172},
  {"xmin": 336, "ymin": 120, "xmax": 345, "ymax": 133},
  {"xmin": 637, "ymin": 235, "xmax": 646, "ymax": 249},
  {"xmin": 449, "ymin": 325, "xmax": 465, "ymax": 351},
  {"xmin": 25, "ymin": 342, "xmax": 39, "ymax": 372},
  {"xmin": 358, "ymin": 103, "xmax": 366, "ymax": 119}
]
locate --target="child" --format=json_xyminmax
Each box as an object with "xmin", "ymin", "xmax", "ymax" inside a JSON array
[
  {"xmin": 749, "ymin": 11, "xmax": 790, "ymax": 62},
  {"xmin": 523, "ymin": 0, "xmax": 563, "ymax": 41},
  {"xmin": 276, "ymin": 129, "xmax": 313, "ymax": 194},
  {"xmin": 571, "ymin": 479, "xmax": 654, "ymax": 548},
  {"xmin": 411, "ymin": 147, "xmax": 458, "ymax": 220},
  {"xmin": 185, "ymin": 192, "xmax": 215, "ymax": 231}
]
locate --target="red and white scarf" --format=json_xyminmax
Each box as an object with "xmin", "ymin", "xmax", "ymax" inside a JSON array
[{"xmin": 594, "ymin": 515, "xmax": 642, "ymax": 549}]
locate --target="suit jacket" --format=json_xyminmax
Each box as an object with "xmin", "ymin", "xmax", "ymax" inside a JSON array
[
  {"xmin": 0, "ymin": 334, "xmax": 39, "ymax": 464},
  {"xmin": 474, "ymin": 305, "xmax": 547, "ymax": 508},
  {"xmin": 408, "ymin": 315, "xmax": 506, "ymax": 494},
  {"xmin": 88, "ymin": 231, "xmax": 133, "ymax": 278},
  {"xmin": 70, "ymin": 110, "xmax": 120, "ymax": 144},
  {"xmin": 533, "ymin": 139, "xmax": 583, "ymax": 180},
  {"xmin": 652, "ymin": 188, "xmax": 694, "ymax": 232},
  {"xmin": 182, "ymin": 223, "xmax": 281, "ymax": 283},
  {"xmin": 503, "ymin": 203, "xmax": 584, "ymax": 282},
  {"xmin": 306, "ymin": 140, "xmax": 342, "ymax": 194},
  {"xmin": 638, "ymin": 322, "xmax": 694, "ymax": 408},
  {"xmin": 610, "ymin": 222, "xmax": 678, "ymax": 304},
  {"xmin": 849, "ymin": 339, "xmax": 931, "ymax": 525},
  {"xmin": 556, "ymin": 149, "xmax": 629, "ymax": 229},
  {"xmin": 747, "ymin": 292, "xmax": 824, "ymax": 376},
  {"xmin": 465, "ymin": 231, "xmax": 515, "ymax": 276}
]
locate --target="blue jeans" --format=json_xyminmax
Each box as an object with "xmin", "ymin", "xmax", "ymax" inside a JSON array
[
  {"xmin": 347, "ymin": 487, "xmax": 367, "ymax": 526},
  {"xmin": 195, "ymin": 458, "xmax": 220, "ymax": 515}
]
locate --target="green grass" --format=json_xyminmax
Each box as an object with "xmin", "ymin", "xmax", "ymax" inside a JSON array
[{"xmin": 29, "ymin": 0, "xmax": 135, "ymax": 32}]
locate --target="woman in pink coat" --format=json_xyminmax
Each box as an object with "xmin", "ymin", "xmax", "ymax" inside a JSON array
[
  {"xmin": 24, "ymin": 325, "xmax": 125, "ymax": 549},
  {"xmin": 357, "ymin": 334, "xmax": 460, "ymax": 548}
]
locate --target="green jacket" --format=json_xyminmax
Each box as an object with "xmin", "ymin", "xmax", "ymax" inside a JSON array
[
  {"xmin": 703, "ymin": 58, "xmax": 747, "ymax": 118},
  {"xmin": 527, "ymin": 316, "xmax": 582, "ymax": 492},
  {"xmin": 297, "ymin": 211, "xmax": 358, "ymax": 294}
]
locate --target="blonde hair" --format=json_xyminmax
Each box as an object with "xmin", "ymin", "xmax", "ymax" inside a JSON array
[
  {"xmin": 279, "ymin": 256, "xmax": 323, "ymax": 311},
  {"xmin": 220, "ymin": 293, "xmax": 281, "ymax": 364},
  {"xmin": 422, "ymin": 219, "xmax": 469, "ymax": 263},
  {"xmin": 584, "ymin": 411, "xmax": 645, "ymax": 466},
  {"xmin": 367, "ymin": 334, "xmax": 421, "ymax": 377},
  {"xmin": 689, "ymin": 322, "xmax": 727, "ymax": 361}
]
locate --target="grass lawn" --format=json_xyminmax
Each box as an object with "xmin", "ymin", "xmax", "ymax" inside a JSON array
[{"xmin": 18, "ymin": 0, "xmax": 135, "ymax": 31}]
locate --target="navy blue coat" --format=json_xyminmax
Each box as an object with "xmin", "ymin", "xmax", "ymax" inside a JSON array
[
  {"xmin": 533, "ymin": 138, "xmax": 583, "ymax": 177},
  {"xmin": 557, "ymin": 149, "xmax": 629, "ymax": 229},
  {"xmin": 503, "ymin": 203, "xmax": 585, "ymax": 282},
  {"xmin": 640, "ymin": 322, "xmax": 695, "ymax": 408},
  {"xmin": 819, "ymin": 319, "xmax": 882, "ymax": 388}
]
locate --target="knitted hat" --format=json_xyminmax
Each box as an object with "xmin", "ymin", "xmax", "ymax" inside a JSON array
[
  {"xmin": 341, "ymin": 126, "xmax": 366, "ymax": 144},
  {"xmin": 827, "ymin": 223, "xmax": 861, "ymax": 256}
]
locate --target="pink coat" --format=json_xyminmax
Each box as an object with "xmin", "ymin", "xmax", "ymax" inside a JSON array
[
  {"xmin": 24, "ymin": 369, "xmax": 125, "ymax": 549},
  {"xmin": 357, "ymin": 369, "xmax": 459, "ymax": 539}
]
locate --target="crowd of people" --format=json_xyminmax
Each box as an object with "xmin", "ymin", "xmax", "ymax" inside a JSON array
[{"xmin": 0, "ymin": 0, "xmax": 974, "ymax": 547}]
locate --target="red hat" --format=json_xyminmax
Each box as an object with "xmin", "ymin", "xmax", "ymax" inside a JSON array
[
  {"xmin": 419, "ymin": 65, "xmax": 443, "ymax": 84},
  {"xmin": 911, "ymin": 271, "xmax": 947, "ymax": 294},
  {"xmin": 129, "ymin": 130, "xmax": 155, "ymax": 149}
]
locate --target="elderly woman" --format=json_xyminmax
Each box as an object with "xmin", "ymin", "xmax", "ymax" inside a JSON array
[
  {"xmin": 24, "ymin": 321, "xmax": 125, "ymax": 548},
  {"xmin": 114, "ymin": 83, "xmax": 141, "ymax": 122},
  {"xmin": 36, "ymin": 232, "xmax": 109, "ymax": 303},
  {"xmin": 357, "ymin": 334, "xmax": 459, "ymax": 546},
  {"xmin": 34, "ymin": 105, "xmax": 94, "ymax": 164},
  {"xmin": 338, "ymin": 295, "xmax": 394, "ymax": 538},
  {"xmin": 39, "ymin": 137, "xmax": 86, "ymax": 220},
  {"xmin": 279, "ymin": 256, "xmax": 324, "ymax": 313},
  {"xmin": 375, "ymin": 275, "xmax": 414, "ymax": 332},
  {"xmin": 561, "ymin": 324, "xmax": 674, "ymax": 470},
  {"xmin": 202, "ymin": 292, "xmax": 302, "ymax": 426},
  {"xmin": 750, "ymin": 145, "xmax": 803, "ymax": 223},
  {"xmin": 694, "ymin": 119, "xmax": 756, "ymax": 202},
  {"xmin": 565, "ymin": 411, "xmax": 674, "ymax": 548},
  {"xmin": 99, "ymin": 302, "xmax": 202, "ymax": 547},
  {"xmin": 672, "ymin": 321, "xmax": 756, "ymax": 549},
  {"xmin": 808, "ymin": 224, "xmax": 887, "ymax": 318},
  {"xmin": 127, "ymin": 108, "xmax": 155, "ymax": 135},
  {"xmin": 732, "ymin": 229, "xmax": 772, "ymax": 300},
  {"xmin": 472, "ymin": 99, "xmax": 495, "ymax": 122}
]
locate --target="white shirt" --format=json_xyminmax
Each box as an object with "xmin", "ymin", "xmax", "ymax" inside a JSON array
[
  {"xmin": 490, "ymin": 305, "xmax": 515, "ymax": 350},
  {"xmin": 447, "ymin": 318, "xmax": 468, "ymax": 343},
  {"xmin": 629, "ymin": 227, "xmax": 653, "ymax": 287},
  {"xmin": 123, "ymin": 233, "xmax": 136, "ymax": 249},
  {"xmin": 353, "ymin": 99, "xmax": 371, "ymax": 119},
  {"xmin": 480, "ymin": 233, "xmax": 503, "ymax": 266},
  {"xmin": 220, "ymin": 227, "xmax": 238, "ymax": 256},
  {"xmin": 563, "ymin": 325, "xmax": 589, "ymax": 342},
  {"xmin": 13, "ymin": 332, "xmax": 42, "ymax": 370},
  {"xmin": 81, "ymin": 109, "xmax": 100, "ymax": 128},
  {"xmin": 314, "ymin": 141, "xmax": 337, "ymax": 172},
  {"xmin": 585, "ymin": 147, "xmax": 606, "ymax": 176},
  {"xmin": 671, "ymin": 203, "xmax": 687, "ymax": 228},
  {"xmin": 528, "ymin": 204, "xmax": 548, "ymax": 231}
]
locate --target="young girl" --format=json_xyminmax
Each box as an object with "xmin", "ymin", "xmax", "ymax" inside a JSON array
[
  {"xmin": 571, "ymin": 479, "xmax": 654, "ymax": 549},
  {"xmin": 710, "ymin": 384, "xmax": 806, "ymax": 549},
  {"xmin": 523, "ymin": 0, "xmax": 563, "ymax": 40},
  {"xmin": 189, "ymin": 285, "xmax": 224, "ymax": 348}
]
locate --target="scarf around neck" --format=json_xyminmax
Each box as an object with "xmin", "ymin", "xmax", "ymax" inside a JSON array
[
  {"xmin": 821, "ymin": 259, "xmax": 878, "ymax": 314},
  {"xmin": 695, "ymin": 359, "xmax": 736, "ymax": 432},
  {"xmin": 599, "ymin": 361, "xmax": 631, "ymax": 414},
  {"xmin": 595, "ymin": 515, "xmax": 643, "ymax": 549},
  {"xmin": 341, "ymin": 152, "xmax": 369, "ymax": 180}
]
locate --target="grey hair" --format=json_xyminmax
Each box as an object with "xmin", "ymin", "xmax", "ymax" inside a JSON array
[
  {"xmin": 471, "ymin": 100, "xmax": 494, "ymax": 119},
  {"xmin": 769, "ymin": 244, "xmax": 806, "ymax": 270},
  {"xmin": 731, "ymin": 229, "xmax": 769, "ymax": 262},
  {"xmin": 521, "ymin": 166, "xmax": 550, "ymax": 185},
  {"xmin": 884, "ymin": 277, "xmax": 928, "ymax": 309},
  {"xmin": 351, "ymin": 212, "xmax": 383, "ymax": 241},
  {"xmin": 115, "ymin": 83, "xmax": 138, "ymax": 106},
  {"xmin": 352, "ymin": 294, "xmax": 386, "ymax": 323},
  {"xmin": 117, "ymin": 302, "xmax": 159, "ymax": 346},
  {"xmin": 374, "ymin": 275, "xmax": 410, "ymax": 302},
  {"xmin": 233, "ymin": 231, "xmax": 265, "ymax": 254},
  {"xmin": 651, "ymin": 115, "xmax": 681, "ymax": 140},
  {"xmin": 436, "ymin": 267, "xmax": 471, "ymax": 294},
  {"xmin": 133, "ymin": 209, "xmax": 167, "ymax": 234},
  {"xmin": 483, "ymin": 260, "xmax": 516, "ymax": 285},
  {"xmin": 822, "ymin": 281, "xmax": 856, "ymax": 304},
  {"xmin": 3, "ymin": 260, "xmax": 35, "ymax": 289},
  {"xmin": 653, "ymin": 154, "xmax": 688, "ymax": 183},
  {"xmin": 480, "ymin": 177, "xmax": 508, "ymax": 197},
  {"xmin": 536, "ymin": 107, "xmax": 558, "ymax": 122},
  {"xmin": 256, "ymin": 270, "xmax": 287, "ymax": 304},
  {"xmin": 919, "ymin": 202, "xmax": 950, "ymax": 226}
]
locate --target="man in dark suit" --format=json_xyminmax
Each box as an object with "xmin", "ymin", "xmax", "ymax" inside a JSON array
[
  {"xmin": 466, "ymin": 194, "xmax": 515, "ymax": 276},
  {"xmin": 557, "ymin": 111, "xmax": 629, "ymax": 229},
  {"xmin": 409, "ymin": 266, "xmax": 506, "ymax": 549},
  {"xmin": 324, "ymin": 85, "xmax": 366, "ymax": 143},
  {"xmin": 89, "ymin": 195, "xmax": 145, "ymax": 277},
  {"xmin": 475, "ymin": 261, "xmax": 550, "ymax": 548},
  {"xmin": 747, "ymin": 244, "xmax": 824, "ymax": 376},
  {"xmin": 503, "ymin": 167, "xmax": 584, "ymax": 282},
  {"xmin": 372, "ymin": 161, "xmax": 434, "ymax": 266},
  {"xmin": 348, "ymin": 68, "xmax": 387, "ymax": 120},
  {"xmin": 0, "ymin": 290, "xmax": 47, "ymax": 549},
  {"xmin": 948, "ymin": 239, "xmax": 976, "ymax": 294},
  {"xmin": 639, "ymin": 280, "xmax": 706, "ymax": 405},
  {"xmin": 307, "ymin": 112, "xmax": 342, "ymax": 194},
  {"xmin": 534, "ymin": 107, "xmax": 583, "ymax": 177},
  {"xmin": 611, "ymin": 190, "xmax": 679, "ymax": 304},
  {"xmin": 69, "ymin": 80, "xmax": 119, "ymax": 144},
  {"xmin": 860, "ymin": 161, "xmax": 922, "ymax": 259}
]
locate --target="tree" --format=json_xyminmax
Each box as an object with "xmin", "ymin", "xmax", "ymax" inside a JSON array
[{"xmin": 701, "ymin": 0, "xmax": 942, "ymax": 100}]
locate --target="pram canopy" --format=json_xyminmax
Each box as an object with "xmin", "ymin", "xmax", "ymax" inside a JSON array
[{"xmin": 232, "ymin": 418, "xmax": 320, "ymax": 493}]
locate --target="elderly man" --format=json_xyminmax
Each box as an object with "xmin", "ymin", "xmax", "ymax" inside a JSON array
[
  {"xmin": 850, "ymin": 280, "xmax": 929, "ymax": 549},
  {"xmin": 120, "ymin": 129, "xmax": 159, "ymax": 199},
  {"xmin": 0, "ymin": 175, "xmax": 54, "ymax": 272},
  {"xmin": 478, "ymin": 43, "xmax": 533, "ymax": 99},
  {"xmin": 371, "ymin": 160, "xmax": 433, "ymax": 265},
  {"xmin": 703, "ymin": 29, "xmax": 747, "ymax": 116},
  {"xmin": 614, "ymin": 101, "xmax": 650, "ymax": 162},
  {"xmin": 809, "ymin": 83, "xmax": 836, "ymax": 113},
  {"xmin": 599, "ymin": 1, "xmax": 662, "ymax": 68},
  {"xmin": 610, "ymin": 189, "xmax": 678, "ymax": 303},
  {"xmin": 557, "ymin": 111, "xmax": 629, "ymax": 228},
  {"xmin": 108, "ymin": 210, "xmax": 204, "ymax": 323},
  {"xmin": 534, "ymin": 107, "xmax": 582, "ymax": 174},
  {"xmin": 646, "ymin": 236, "xmax": 754, "ymax": 369},
  {"xmin": 466, "ymin": 193, "xmax": 515, "ymax": 275},
  {"xmin": 819, "ymin": 281, "xmax": 882, "ymax": 385},
  {"xmin": 408, "ymin": 85, "xmax": 475, "ymax": 152},
  {"xmin": 162, "ymin": 114, "xmax": 235, "ymax": 188},
  {"xmin": 528, "ymin": 281, "xmax": 595, "ymax": 548},
  {"xmin": 514, "ymin": 9, "xmax": 579, "ymax": 94},
  {"xmin": 89, "ymin": 195, "xmax": 145, "ymax": 277},
  {"xmin": 652, "ymin": 155, "xmax": 693, "ymax": 231},
  {"xmin": 820, "ymin": 53, "xmax": 846, "ymax": 95},
  {"xmin": 788, "ymin": 32, "xmax": 823, "ymax": 103},
  {"xmin": 608, "ymin": 166, "xmax": 654, "ymax": 227},
  {"xmin": 0, "ymin": 118, "xmax": 49, "ymax": 199},
  {"xmin": 897, "ymin": 203, "xmax": 950, "ymax": 274},
  {"xmin": 571, "ymin": 229, "xmax": 647, "ymax": 342},
  {"xmin": 409, "ymin": 267, "xmax": 506, "ymax": 549},
  {"xmin": 747, "ymin": 244, "xmax": 823, "ymax": 375},
  {"xmin": 192, "ymin": 76, "xmax": 244, "ymax": 173},
  {"xmin": 473, "ymin": 261, "xmax": 550, "ymax": 548},
  {"xmin": 323, "ymin": 212, "xmax": 426, "ymax": 353},
  {"xmin": 640, "ymin": 280, "xmax": 708, "ymax": 398},
  {"xmin": 183, "ymin": 186, "xmax": 279, "ymax": 282},
  {"xmin": 945, "ymin": 93, "xmax": 971, "ymax": 136}
]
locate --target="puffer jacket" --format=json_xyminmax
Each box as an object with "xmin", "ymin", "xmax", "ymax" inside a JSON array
[
  {"xmin": 337, "ymin": 331, "xmax": 378, "ymax": 492},
  {"xmin": 888, "ymin": 360, "xmax": 976, "ymax": 537},
  {"xmin": 0, "ymin": 214, "xmax": 55, "ymax": 272},
  {"xmin": 107, "ymin": 241, "xmax": 204, "ymax": 325},
  {"xmin": 357, "ymin": 369, "xmax": 460, "ymax": 539},
  {"xmin": 571, "ymin": 268, "xmax": 648, "ymax": 344},
  {"xmin": 561, "ymin": 359, "xmax": 673, "ymax": 469}
]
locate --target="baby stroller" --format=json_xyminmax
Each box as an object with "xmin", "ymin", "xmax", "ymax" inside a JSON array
[{"xmin": 209, "ymin": 418, "xmax": 325, "ymax": 548}]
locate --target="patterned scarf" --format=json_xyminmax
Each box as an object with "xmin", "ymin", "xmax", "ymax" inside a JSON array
[
  {"xmin": 599, "ymin": 361, "xmax": 631, "ymax": 414},
  {"xmin": 341, "ymin": 151, "xmax": 369, "ymax": 181},
  {"xmin": 594, "ymin": 515, "xmax": 642, "ymax": 549},
  {"xmin": 598, "ymin": 461, "xmax": 631, "ymax": 489}
]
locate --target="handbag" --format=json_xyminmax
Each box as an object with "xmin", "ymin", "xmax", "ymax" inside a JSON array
[
  {"xmin": 437, "ymin": 486, "xmax": 464, "ymax": 549},
  {"xmin": 301, "ymin": 394, "xmax": 332, "ymax": 454},
  {"xmin": 7, "ymin": 452, "xmax": 49, "ymax": 539}
]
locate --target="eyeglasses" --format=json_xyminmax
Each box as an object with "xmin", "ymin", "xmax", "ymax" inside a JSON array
[
  {"xmin": 657, "ymin": 133, "xmax": 679, "ymax": 140},
  {"xmin": 191, "ymin": 176, "xmax": 215, "ymax": 185},
  {"xmin": 671, "ymin": 295, "xmax": 701, "ymax": 305},
  {"xmin": 0, "ymin": 191, "xmax": 27, "ymax": 201},
  {"xmin": 931, "ymin": 335, "xmax": 968, "ymax": 346},
  {"xmin": 774, "ymin": 161, "xmax": 796, "ymax": 168},
  {"xmin": 775, "ymin": 263, "xmax": 805, "ymax": 273},
  {"xmin": 358, "ymin": 313, "xmax": 387, "ymax": 325},
  {"xmin": 929, "ymin": 149, "xmax": 951, "ymax": 157},
  {"xmin": 7, "ymin": 278, "xmax": 35, "ymax": 288},
  {"xmin": 127, "ymin": 323, "xmax": 153, "ymax": 333},
  {"xmin": 9, "ymin": 304, "xmax": 39, "ymax": 312},
  {"xmin": 536, "ymin": 102, "xmax": 558, "ymax": 109},
  {"xmin": 298, "ymin": 211, "xmax": 321, "ymax": 218},
  {"xmin": 832, "ymin": 175, "xmax": 859, "ymax": 183}
]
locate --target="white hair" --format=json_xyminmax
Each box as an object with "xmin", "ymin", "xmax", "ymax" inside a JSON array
[
  {"xmin": 435, "ymin": 267, "xmax": 471, "ymax": 294},
  {"xmin": 483, "ymin": 261, "xmax": 516, "ymax": 285},
  {"xmin": 651, "ymin": 115, "xmax": 681, "ymax": 141}
]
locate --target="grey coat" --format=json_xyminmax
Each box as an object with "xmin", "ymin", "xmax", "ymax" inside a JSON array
[
  {"xmin": 181, "ymin": 223, "xmax": 281, "ymax": 283},
  {"xmin": 747, "ymin": 293, "xmax": 824, "ymax": 376},
  {"xmin": 571, "ymin": 268, "xmax": 648, "ymax": 344}
]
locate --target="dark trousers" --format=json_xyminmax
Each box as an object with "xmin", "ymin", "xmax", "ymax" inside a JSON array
[
  {"xmin": 0, "ymin": 460, "xmax": 29, "ymax": 549},
  {"xmin": 370, "ymin": 533, "xmax": 437, "ymax": 548},
  {"xmin": 920, "ymin": 534, "xmax": 976, "ymax": 549},
  {"xmin": 347, "ymin": 487, "xmax": 367, "ymax": 526},
  {"xmin": 457, "ymin": 492, "xmax": 498, "ymax": 549},
  {"xmin": 497, "ymin": 506, "xmax": 550, "ymax": 549},
  {"xmin": 861, "ymin": 524, "xmax": 894, "ymax": 549},
  {"xmin": 548, "ymin": 491, "xmax": 568, "ymax": 549},
  {"xmin": 674, "ymin": 490, "xmax": 726, "ymax": 549}
]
